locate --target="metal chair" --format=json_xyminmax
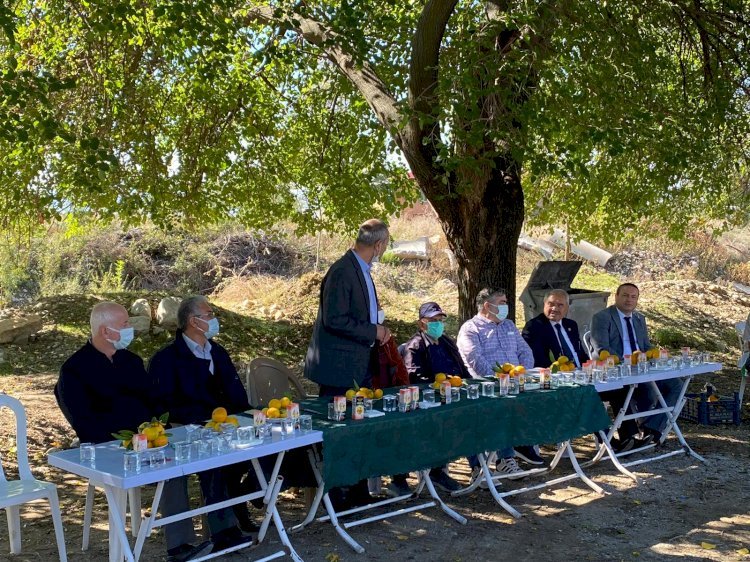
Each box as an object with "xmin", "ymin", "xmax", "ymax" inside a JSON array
[
  {"xmin": 246, "ymin": 357, "xmax": 313, "ymax": 408},
  {"xmin": 0, "ymin": 393, "xmax": 68, "ymax": 561}
]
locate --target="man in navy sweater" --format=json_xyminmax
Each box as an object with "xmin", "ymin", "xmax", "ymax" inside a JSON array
[{"xmin": 55, "ymin": 302, "xmax": 212, "ymax": 562}]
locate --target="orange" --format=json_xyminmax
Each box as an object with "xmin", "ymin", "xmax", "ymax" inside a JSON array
[
  {"xmin": 280, "ymin": 397, "xmax": 292, "ymax": 408},
  {"xmin": 225, "ymin": 416, "xmax": 239, "ymax": 426},
  {"xmin": 212, "ymin": 407, "xmax": 228, "ymax": 423},
  {"xmin": 374, "ymin": 389, "xmax": 383, "ymax": 399},
  {"xmin": 558, "ymin": 355, "xmax": 570, "ymax": 364},
  {"xmin": 143, "ymin": 426, "xmax": 160, "ymax": 442},
  {"xmin": 267, "ymin": 399, "xmax": 282, "ymax": 410},
  {"xmin": 450, "ymin": 376, "xmax": 463, "ymax": 387},
  {"xmin": 345, "ymin": 389, "xmax": 356, "ymax": 401},
  {"xmin": 153, "ymin": 435, "xmax": 168, "ymax": 447},
  {"xmin": 598, "ymin": 350, "xmax": 610, "ymax": 361},
  {"xmin": 501, "ymin": 363, "xmax": 514, "ymax": 373},
  {"xmin": 435, "ymin": 373, "xmax": 447, "ymax": 384},
  {"xmin": 266, "ymin": 407, "xmax": 280, "ymax": 418},
  {"xmin": 513, "ymin": 365, "xmax": 526, "ymax": 375}
]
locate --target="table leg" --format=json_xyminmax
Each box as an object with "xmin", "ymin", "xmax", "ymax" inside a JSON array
[
  {"xmin": 648, "ymin": 378, "xmax": 706, "ymax": 463},
  {"xmin": 103, "ymin": 485, "xmax": 134, "ymax": 562},
  {"xmin": 460, "ymin": 453, "xmax": 522, "ymax": 519},
  {"xmin": 418, "ymin": 470, "xmax": 466, "ymax": 524},
  {"xmin": 133, "ymin": 481, "xmax": 165, "ymax": 561},
  {"xmin": 290, "ymin": 448, "xmax": 324, "ymax": 532}
]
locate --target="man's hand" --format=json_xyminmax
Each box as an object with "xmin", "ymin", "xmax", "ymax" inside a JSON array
[{"xmin": 376, "ymin": 324, "xmax": 392, "ymax": 344}]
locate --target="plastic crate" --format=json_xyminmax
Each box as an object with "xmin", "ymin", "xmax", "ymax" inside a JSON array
[{"xmin": 679, "ymin": 392, "xmax": 741, "ymax": 426}]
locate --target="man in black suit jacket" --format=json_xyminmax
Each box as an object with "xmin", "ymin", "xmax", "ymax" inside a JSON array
[
  {"xmin": 522, "ymin": 289, "xmax": 589, "ymax": 368},
  {"xmin": 304, "ymin": 219, "xmax": 392, "ymax": 508},
  {"xmin": 304, "ymin": 219, "xmax": 392, "ymax": 394}
]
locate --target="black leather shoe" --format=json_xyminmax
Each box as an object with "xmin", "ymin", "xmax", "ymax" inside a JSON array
[
  {"xmin": 212, "ymin": 527, "xmax": 253, "ymax": 553},
  {"xmin": 612, "ymin": 436, "xmax": 636, "ymax": 453},
  {"xmin": 167, "ymin": 541, "xmax": 213, "ymax": 562}
]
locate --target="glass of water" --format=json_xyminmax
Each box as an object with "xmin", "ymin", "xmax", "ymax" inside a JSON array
[
  {"xmin": 423, "ymin": 388, "xmax": 436, "ymax": 404},
  {"xmin": 467, "ymin": 384, "xmax": 480, "ymax": 400},
  {"xmin": 451, "ymin": 387, "xmax": 460, "ymax": 402},
  {"xmin": 237, "ymin": 426, "xmax": 254, "ymax": 445},
  {"xmin": 80, "ymin": 443, "xmax": 96, "ymax": 464},
  {"xmin": 298, "ymin": 415, "xmax": 313, "ymax": 433},
  {"xmin": 173, "ymin": 441, "xmax": 191, "ymax": 463},
  {"xmin": 149, "ymin": 449, "xmax": 166, "ymax": 467},
  {"xmin": 383, "ymin": 395, "xmax": 397, "ymax": 412},
  {"xmin": 123, "ymin": 451, "xmax": 141, "ymax": 474}
]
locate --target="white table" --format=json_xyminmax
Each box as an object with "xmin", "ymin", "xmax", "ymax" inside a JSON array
[
  {"xmin": 48, "ymin": 424, "xmax": 323, "ymax": 562},
  {"xmin": 589, "ymin": 361, "xmax": 723, "ymax": 479}
]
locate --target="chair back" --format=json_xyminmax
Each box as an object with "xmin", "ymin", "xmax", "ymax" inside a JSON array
[
  {"xmin": 246, "ymin": 357, "xmax": 308, "ymax": 408},
  {"xmin": 0, "ymin": 393, "xmax": 33, "ymax": 482},
  {"xmin": 583, "ymin": 331, "xmax": 594, "ymax": 357}
]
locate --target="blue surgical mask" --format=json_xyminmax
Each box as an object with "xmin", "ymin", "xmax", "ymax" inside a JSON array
[
  {"xmin": 197, "ymin": 317, "xmax": 220, "ymax": 339},
  {"xmin": 107, "ymin": 326, "xmax": 134, "ymax": 350},
  {"xmin": 425, "ymin": 321, "xmax": 444, "ymax": 339},
  {"xmin": 490, "ymin": 303, "xmax": 509, "ymax": 321}
]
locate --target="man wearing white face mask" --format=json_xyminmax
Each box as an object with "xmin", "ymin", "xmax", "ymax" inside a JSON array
[{"xmin": 457, "ymin": 288, "xmax": 536, "ymax": 481}]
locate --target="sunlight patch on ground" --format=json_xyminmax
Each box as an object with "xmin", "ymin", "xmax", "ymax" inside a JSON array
[{"xmin": 650, "ymin": 512, "xmax": 750, "ymax": 561}]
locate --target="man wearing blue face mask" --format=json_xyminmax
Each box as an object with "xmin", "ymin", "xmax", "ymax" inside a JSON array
[
  {"xmin": 149, "ymin": 295, "xmax": 252, "ymax": 553},
  {"xmin": 457, "ymin": 288, "xmax": 536, "ymax": 481},
  {"xmin": 402, "ymin": 302, "xmax": 470, "ymax": 384}
]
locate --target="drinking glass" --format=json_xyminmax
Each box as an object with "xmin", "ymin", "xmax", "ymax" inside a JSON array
[
  {"xmin": 123, "ymin": 451, "xmax": 141, "ymax": 474},
  {"xmin": 280, "ymin": 418, "xmax": 294, "ymax": 436},
  {"xmin": 451, "ymin": 387, "xmax": 460, "ymax": 402},
  {"xmin": 383, "ymin": 395, "xmax": 397, "ymax": 412},
  {"xmin": 184, "ymin": 424, "xmax": 201, "ymax": 443},
  {"xmin": 173, "ymin": 441, "xmax": 191, "ymax": 463},
  {"xmin": 149, "ymin": 449, "xmax": 166, "ymax": 467},
  {"xmin": 79, "ymin": 443, "xmax": 96, "ymax": 464},
  {"xmin": 481, "ymin": 381, "xmax": 496, "ymax": 397},
  {"xmin": 508, "ymin": 377, "xmax": 519, "ymax": 395},
  {"xmin": 218, "ymin": 433, "xmax": 233, "ymax": 453},
  {"xmin": 467, "ymin": 384, "xmax": 480, "ymax": 400},
  {"xmin": 550, "ymin": 373, "xmax": 561, "ymax": 389},
  {"xmin": 364, "ymin": 398, "xmax": 373, "ymax": 415},
  {"xmin": 498, "ymin": 374, "xmax": 510, "ymax": 396},
  {"xmin": 327, "ymin": 403, "xmax": 337, "ymax": 420},
  {"xmin": 423, "ymin": 389, "xmax": 436, "ymax": 404},
  {"xmin": 256, "ymin": 423, "xmax": 271, "ymax": 440},
  {"xmin": 198, "ymin": 438, "xmax": 214, "ymax": 458},
  {"xmin": 299, "ymin": 415, "xmax": 313, "ymax": 433},
  {"xmin": 237, "ymin": 426, "xmax": 254, "ymax": 445}
]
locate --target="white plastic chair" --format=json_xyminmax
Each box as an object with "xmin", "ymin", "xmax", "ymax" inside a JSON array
[{"xmin": 0, "ymin": 393, "xmax": 67, "ymax": 561}]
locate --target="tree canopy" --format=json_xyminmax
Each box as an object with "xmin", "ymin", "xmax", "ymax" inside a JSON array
[{"xmin": 2, "ymin": 1, "xmax": 750, "ymax": 315}]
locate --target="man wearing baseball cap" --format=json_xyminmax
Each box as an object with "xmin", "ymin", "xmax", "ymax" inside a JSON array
[
  {"xmin": 394, "ymin": 301, "xmax": 467, "ymax": 494},
  {"xmin": 402, "ymin": 302, "xmax": 470, "ymax": 383}
]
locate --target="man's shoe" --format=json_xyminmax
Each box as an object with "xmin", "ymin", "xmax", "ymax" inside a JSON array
[
  {"xmin": 385, "ymin": 479, "xmax": 412, "ymax": 498},
  {"xmin": 495, "ymin": 457, "xmax": 526, "ymax": 480},
  {"xmin": 167, "ymin": 541, "xmax": 213, "ymax": 562},
  {"xmin": 211, "ymin": 527, "xmax": 253, "ymax": 553},
  {"xmin": 469, "ymin": 466, "xmax": 491, "ymax": 490},
  {"xmin": 514, "ymin": 445, "xmax": 544, "ymax": 466},
  {"xmin": 612, "ymin": 436, "xmax": 636, "ymax": 454},
  {"xmin": 634, "ymin": 432, "xmax": 655, "ymax": 449},
  {"xmin": 429, "ymin": 470, "xmax": 461, "ymax": 493}
]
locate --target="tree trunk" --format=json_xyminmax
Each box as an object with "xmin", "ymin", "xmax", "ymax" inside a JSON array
[{"xmin": 433, "ymin": 159, "xmax": 525, "ymax": 323}]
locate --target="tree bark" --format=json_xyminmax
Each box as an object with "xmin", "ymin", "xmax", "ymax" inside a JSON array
[{"xmin": 439, "ymin": 159, "xmax": 525, "ymax": 323}]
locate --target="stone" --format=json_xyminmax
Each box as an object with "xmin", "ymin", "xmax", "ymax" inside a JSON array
[
  {"xmin": 152, "ymin": 325, "xmax": 165, "ymax": 335},
  {"xmin": 129, "ymin": 315, "xmax": 151, "ymax": 335},
  {"xmin": 0, "ymin": 314, "xmax": 44, "ymax": 344},
  {"xmin": 156, "ymin": 296, "xmax": 182, "ymax": 330},
  {"xmin": 130, "ymin": 298, "xmax": 151, "ymax": 318}
]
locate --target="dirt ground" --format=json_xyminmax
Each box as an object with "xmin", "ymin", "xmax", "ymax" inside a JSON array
[{"xmin": 1, "ymin": 373, "xmax": 749, "ymax": 562}]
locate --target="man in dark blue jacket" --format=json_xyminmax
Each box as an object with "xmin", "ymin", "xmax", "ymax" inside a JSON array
[
  {"xmin": 55, "ymin": 301, "xmax": 212, "ymax": 562},
  {"xmin": 149, "ymin": 295, "xmax": 251, "ymax": 553}
]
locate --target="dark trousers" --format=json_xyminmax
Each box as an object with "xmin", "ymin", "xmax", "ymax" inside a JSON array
[{"xmin": 600, "ymin": 388, "xmax": 639, "ymax": 440}]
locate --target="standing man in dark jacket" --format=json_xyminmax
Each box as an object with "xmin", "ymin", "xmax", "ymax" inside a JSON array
[
  {"xmin": 304, "ymin": 218, "xmax": 392, "ymax": 391},
  {"xmin": 55, "ymin": 301, "xmax": 212, "ymax": 562},
  {"xmin": 149, "ymin": 295, "xmax": 250, "ymax": 553},
  {"xmin": 304, "ymin": 218, "xmax": 392, "ymax": 507},
  {"xmin": 402, "ymin": 301, "xmax": 470, "ymax": 384}
]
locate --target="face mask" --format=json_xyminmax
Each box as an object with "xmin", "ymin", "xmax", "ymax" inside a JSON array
[
  {"xmin": 490, "ymin": 303, "xmax": 509, "ymax": 321},
  {"xmin": 425, "ymin": 321, "xmax": 444, "ymax": 339},
  {"xmin": 197, "ymin": 317, "xmax": 220, "ymax": 339},
  {"xmin": 107, "ymin": 326, "xmax": 134, "ymax": 350}
]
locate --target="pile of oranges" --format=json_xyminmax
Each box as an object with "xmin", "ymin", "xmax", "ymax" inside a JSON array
[
  {"xmin": 204, "ymin": 406, "xmax": 239, "ymax": 431},
  {"xmin": 492, "ymin": 362, "xmax": 526, "ymax": 377},
  {"xmin": 431, "ymin": 373, "xmax": 463, "ymax": 389},
  {"xmin": 344, "ymin": 387, "xmax": 384, "ymax": 401},
  {"xmin": 112, "ymin": 415, "xmax": 171, "ymax": 449}
]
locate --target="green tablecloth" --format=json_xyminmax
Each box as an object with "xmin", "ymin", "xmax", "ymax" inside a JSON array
[{"xmin": 299, "ymin": 384, "xmax": 610, "ymax": 490}]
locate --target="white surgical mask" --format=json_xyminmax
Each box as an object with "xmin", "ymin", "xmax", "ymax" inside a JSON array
[
  {"xmin": 490, "ymin": 303, "xmax": 509, "ymax": 321},
  {"xmin": 196, "ymin": 316, "xmax": 220, "ymax": 339},
  {"xmin": 106, "ymin": 326, "xmax": 134, "ymax": 350}
]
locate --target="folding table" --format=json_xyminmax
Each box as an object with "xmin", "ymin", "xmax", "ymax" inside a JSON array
[
  {"xmin": 48, "ymin": 424, "xmax": 322, "ymax": 562},
  {"xmin": 590, "ymin": 361, "xmax": 723, "ymax": 478}
]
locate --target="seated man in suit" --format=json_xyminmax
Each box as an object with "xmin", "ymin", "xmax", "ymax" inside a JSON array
[
  {"xmin": 55, "ymin": 301, "xmax": 212, "ymax": 562},
  {"xmin": 522, "ymin": 289, "xmax": 588, "ymax": 369},
  {"xmin": 522, "ymin": 289, "xmax": 632, "ymax": 450},
  {"xmin": 399, "ymin": 301, "xmax": 468, "ymax": 494},
  {"xmin": 149, "ymin": 295, "xmax": 252, "ymax": 552},
  {"xmin": 591, "ymin": 283, "xmax": 682, "ymax": 451},
  {"xmin": 457, "ymin": 288, "xmax": 540, "ymax": 479}
]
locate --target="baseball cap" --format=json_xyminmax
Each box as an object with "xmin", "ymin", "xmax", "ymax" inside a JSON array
[{"xmin": 419, "ymin": 302, "xmax": 446, "ymax": 319}]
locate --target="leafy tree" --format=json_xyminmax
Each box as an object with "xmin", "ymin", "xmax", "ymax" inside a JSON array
[{"xmin": 2, "ymin": 1, "xmax": 750, "ymax": 319}]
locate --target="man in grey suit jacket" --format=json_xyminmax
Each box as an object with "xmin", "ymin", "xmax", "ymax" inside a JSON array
[
  {"xmin": 591, "ymin": 283, "xmax": 681, "ymax": 450},
  {"xmin": 304, "ymin": 219, "xmax": 392, "ymax": 393}
]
